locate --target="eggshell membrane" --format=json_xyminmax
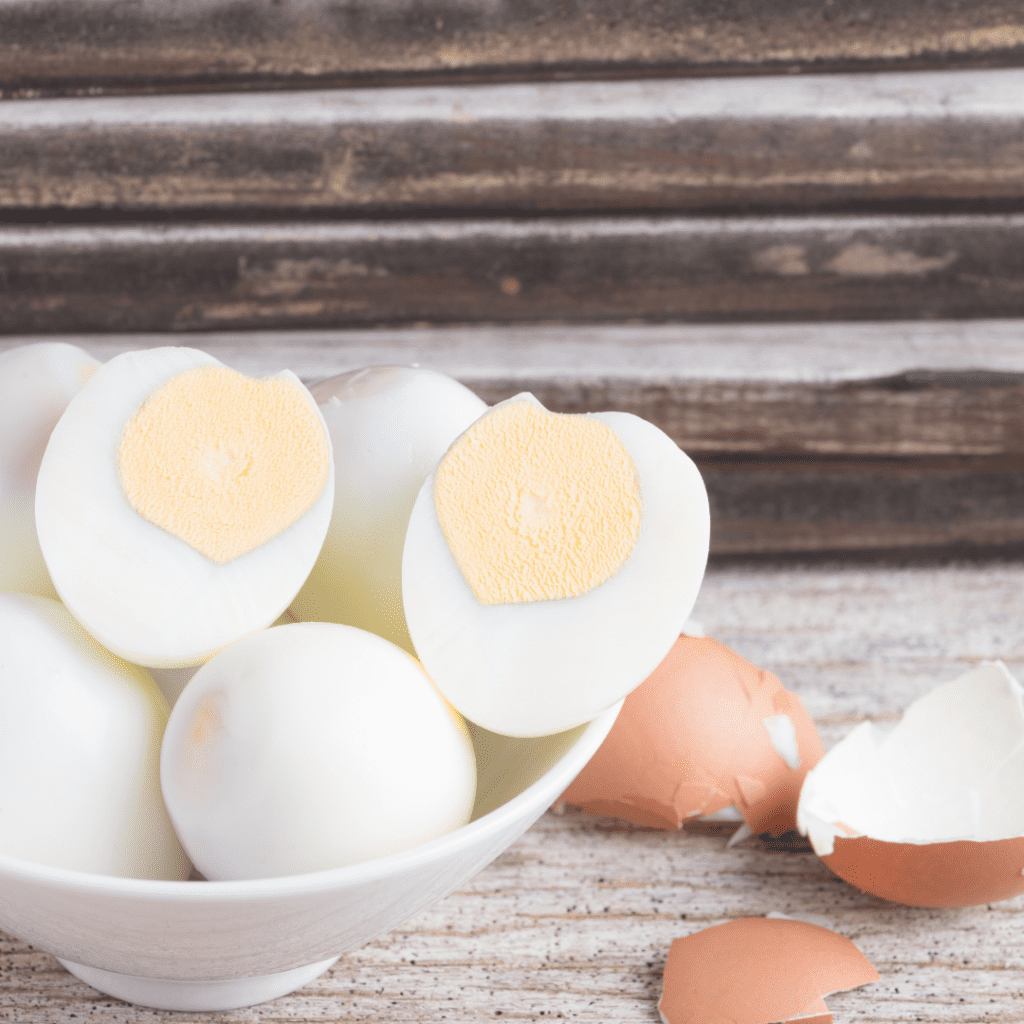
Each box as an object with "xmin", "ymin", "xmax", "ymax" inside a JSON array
[
  {"xmin": 35, "ymin": 347, "xmax": 334, "ymax": 667},
  {"xmin": 560, "ymin": 636, "xmax": 823, "ymax": 835},
  {"xmin": 403, "ymin": 394, "xmax": 710, "ymax": 738},
  {"xmin": 798, "ymin": 660, "xmax": 1024, "ymax": 906},
  {"xmin": 0, "ymin": 342, "xmax": 101, "ymax": 598},
  {"xmin": 658, "ymin": 918, "xmax": 879, "ymax": 1024}
]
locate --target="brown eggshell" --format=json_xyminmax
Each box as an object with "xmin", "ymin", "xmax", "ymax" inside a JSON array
[
  {"xmin": 821, "ymin": 833, "xmax": 1024, "ymax": 908},
  {"xmin": 559, "ymin": 636, "xmax": 823, "ymax": 835},
  {"xmin": 658, "ymin": 917, "xmax": 879, "ymax": 1024}
]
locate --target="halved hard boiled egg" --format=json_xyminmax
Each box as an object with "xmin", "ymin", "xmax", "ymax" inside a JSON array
[
  {"xmin": 36, "ymin": 347, "xmax": 334, "ymax": 667},
  {"xmin": 160, "ymin": 622, "xmax": 477, "ymax": 880},
  {"xmin": 798, "ymin": 660, "xmax": 1024, "ymax": 907},
  {"xmin": 0, "ymin": 592, "xmax": 191, "ymax": 879},
  {"xmin": 402, "ymin": 393, "xmax": 710, "ymax": 737},
  {"xmin": 289, "ymin": 365, "xmax": 487, "ymax": 654},
  {"xmin": 0, "ymin": 342, "xmax": 101, "ymax": 598}
]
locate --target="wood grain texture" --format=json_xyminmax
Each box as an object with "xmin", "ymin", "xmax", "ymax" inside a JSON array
[
  {"xmin": 6, "ymin": 68, "xmax": 1024, "ymax": 215},
  {"xmin": 2, "ymin": 558, "xmax": 1022, "ymax": 1021},
  {"xmin": 2, "ymin": 214, "xmax": 1024, "ymax": 333},
  {"xmin": 2, "ymin": 0, "xmax": 1024, "ymax": 97},
  {"xmin": 7, "ymin": 322, "xmax": 1024, "ymax": 555},
  {"xmin": 13, "ymin": 320, "xmax": 1024, "ymax": 454}
]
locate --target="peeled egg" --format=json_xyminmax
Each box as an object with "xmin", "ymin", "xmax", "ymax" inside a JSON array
[
  {"xmin": 798, "ymin": 660, "xmax": 1024, "ymax": 907},
  {"xmin": 160, "ymin": 622, "xmax": 477, "ymax": 880},
  {"xmin": 0, "ymin": 592, "xmax": 191, "ymax": 879},
  {"xmin": 0, "ymin": 342, "xmax": 101, "ymax": 598},
  {"xmin": 35, "ymin": 347, "xmax": 334, "ymax": 667},
  {"xmin": 402, "ymin": 392, "xmax": 710, "ymax": 737},
  {"xmin": 561, "ymin": 635, "xmax": 824, "ymax": 836},
  {"xmin": 289, "ymin": 365, "xmax": 487, "ymax": 653}
]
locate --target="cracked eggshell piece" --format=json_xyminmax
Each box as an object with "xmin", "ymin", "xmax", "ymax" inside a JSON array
[
  {"xmin": 35, "ymin": 347, "xmax": 334, "ymax": 668},
  {"xmin": 658, "ymin": 917, "xmax": 879, "ymax": 1024},
  {"xmin": 289, "ymin": 365, "xmax": 487, "ymax": 654},
  {"xmin": 560, "ymin": 636, "xmax": 823, "ymax": 835},
  {"xmin": 797, "ymin": 660, "xmax": 1024, "ymax": 907},
  {"xmin": 160, "ymin": 622, "xmax": 477, "ymax": 880},
  {"xmin": 0, "ymin": 342, "xmax": 101, "ymax": 598},
  {"xmin": 0, "ymin": 592, "xmax": 191, "ymax": 880},
  {"xmin": 402, "ymin": 393, "xmax": 710, "ymax": 738}
]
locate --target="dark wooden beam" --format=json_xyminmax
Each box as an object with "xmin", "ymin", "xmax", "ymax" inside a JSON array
[
  {"xmin": 702, "ymin": 453, "xmax": 1024, "ymax": 555},
  {"xmin": 3, "ymin": 0, "xmax": 1024, "ymax": 97},
  {"xmin": 4, "ymin": 69, "xmax": 1024, "ymax": 215},
  {"xmin": 2, "ymin": 214, "xmax": 1024, "ymax": 332}
]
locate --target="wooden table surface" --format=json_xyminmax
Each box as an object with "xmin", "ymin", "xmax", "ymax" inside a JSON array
[{"xmin": 2, "ymin": 554, "xmax": 1021, "ymax": 1022}]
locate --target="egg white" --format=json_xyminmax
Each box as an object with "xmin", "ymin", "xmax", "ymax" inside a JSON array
[
  {"xmin": 290, "ymin": 365, "xmax": 487, "ymax": 653},
  {"xmin": 0, "ymin": 592, "xmax": 191, "ymax": 879},
  {"xmin": 35, "ymin": 347, "xmax": 335, "ymax": 668},
  {"xmin": 402, "ymin": 397, "xmax": 711, "ymax": 737},
  {"xmin": 0, "ymin": 342, "xmax": 101, "ymax": 598},
  {"xmin": 160, "ymin": 621, "xmax": 477, "ymax": 880}
]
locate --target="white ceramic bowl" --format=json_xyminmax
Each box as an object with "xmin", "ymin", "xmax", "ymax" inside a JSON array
[{"xmin": 0, "ymin": 707, "xmax": 619, "ymax": 1012}]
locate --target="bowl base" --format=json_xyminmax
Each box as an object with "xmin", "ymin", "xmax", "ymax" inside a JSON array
[{"xmin": 57, "ymin": 955, "xmax": 340, "ymax": 1011}]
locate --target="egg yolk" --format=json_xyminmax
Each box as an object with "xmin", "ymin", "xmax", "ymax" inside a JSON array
[
  {"xmin": 434, "ymin": 398, "xmax": 642, "ymax": 605},
  {"xmin": 118, "ymin": 365, "xmax": 330, "ymax": 564}
]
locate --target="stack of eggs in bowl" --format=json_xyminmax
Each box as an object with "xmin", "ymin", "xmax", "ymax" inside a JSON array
[{"xmin": 0, "ymin": 343, "xmax": 711, "ymax": 1011}]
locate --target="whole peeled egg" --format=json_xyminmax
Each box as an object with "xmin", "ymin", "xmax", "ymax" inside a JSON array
[
  {"xmin": 289, "ymin": 365, "xmax": 487, "ymax": 654},
  {"xmin": 0, "ymin": 592, "xmax": 191, "ymax": 879},
  {"xmin": 0, "ymin": 342, "xmax": 101, "ymax": 597},
  {"xmin": 160, "ymin": 621, "xmax": 477, "ymax": 880},
  {"xmin": 36, "ymin": 347, "xmax": 334, "ymax": 668}
]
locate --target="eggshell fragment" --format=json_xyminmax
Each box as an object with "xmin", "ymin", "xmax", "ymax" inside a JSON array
[
  {"xmin": 798, "ymin": 660, "xmax": 1024, "ymax": 907},
  {"xmin": 658, "ymin": 917, "xmax": 879, "ymax": 1024},
  {"xmin": 560, "ymin": 636, "xmax": 823, "ymax": 835}
]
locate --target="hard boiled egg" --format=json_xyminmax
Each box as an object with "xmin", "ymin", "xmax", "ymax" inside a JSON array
[
  {"xmin": 0, "ymin": 342, "xmax": 101, "ymax": 598},
  {"xmin": 36, "ymin": 347, "xmax": 334, "ymax": 667},
  {"xmin": 289, "ymin": 365, "xmax": 487, "ymax": 653},
  {"xmin": 0, "ymin": 592, "xmax": 191, "ymax": 879},
  {"xmin": 402, "ymin": 393, "xmax": 710, "ymax": 737},
  {"xmin": 160, "ymin": 622, "xmax": 477, "ymax": 880}
]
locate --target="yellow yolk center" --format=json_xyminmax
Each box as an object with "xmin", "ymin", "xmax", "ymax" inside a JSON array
[
  {"xmin": 434, "ymin": 398, "xmax": 642, "ymax": 605},
  {"xmin": 118, "ymin": 365, "xmax": 329, "ymax": 564}
]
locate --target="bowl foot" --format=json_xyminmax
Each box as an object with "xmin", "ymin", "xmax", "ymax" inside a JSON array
[{"xmin": 57, "ymin": 955, "xmax": 340, "ymax": 1011}]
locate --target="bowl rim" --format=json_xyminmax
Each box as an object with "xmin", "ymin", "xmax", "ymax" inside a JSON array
[{"xmin": 0, "ymin": 702, "xmax": 620, "ymax": 901}]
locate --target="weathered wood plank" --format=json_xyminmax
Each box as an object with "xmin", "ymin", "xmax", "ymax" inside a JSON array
[
  {"xmin": 7, "ymin": 323, "xmax": 1024, "ymax": 556},
  {"xmin": 703, "ymin": 453, "xmax": 1024, "ymax": 554},
  {"xmin": 2, "ymin": 214, "xmax": 1024, "ymax": 333},
  {"xmin": 6, "ymin": 68, "xmax": 1024, "ymax": 214},
  {"xmin": 9, "ymin": 321, "xmax": 1024, "ymax": 459},
  {"xmin": 2, "ymin": 559, "xmax": 1023, "ymax": 1021},
  {"xmin": 2, "ymin": 0, "xmax": 1024, "ymax": 97}
]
